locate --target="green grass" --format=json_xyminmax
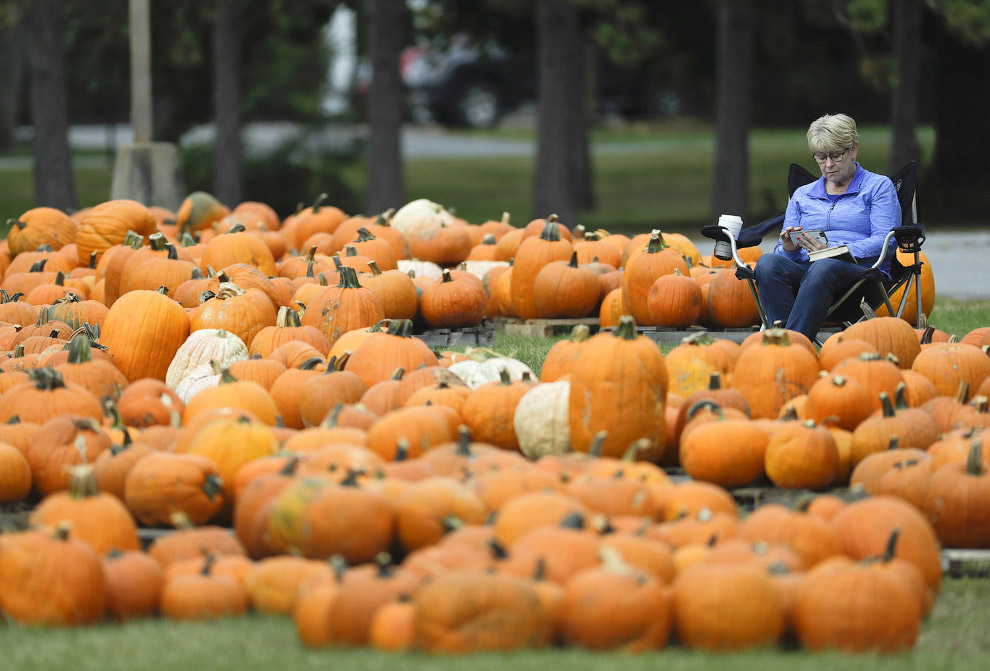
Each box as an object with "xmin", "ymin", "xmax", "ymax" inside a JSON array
[
  {"xmin": 928, "ymin": 297, "xmax": 990, "ymax": 339},
  {"xmin": 1, "ymin": 578, "xmax": 987, "ymax": 671},
  {"xmin": 1, "ymin": 123, "xmax": 938, "ymax": 235},
  {"xmin": 0, "ymin": 164, "xmax": 113, "ymax": 223}
]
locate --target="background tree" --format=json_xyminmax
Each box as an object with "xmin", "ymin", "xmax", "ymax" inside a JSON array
[
  {"xmin": 888, "ymin": 0, "xmax": 923, "ymax": 173},
  {"xmin": 711, "ymin": 0, "xmax": 756, "ymax": 221},
  {"xmin": 532, "ymin": 0, "xmax": 585, "ymax": 225},
  {"xmin": 0, "ymin": 4, "xmax": 25, "ymax": 151},
  {"xmin": 27, "ymin": 0, "xmax": 75, "ymax": 210},
  {"xmin": 212, "ymin": 0, "xmax": 243, "ymax": 205},
  {"xmin": 365, "ymin": 0, "xmax": 406, "ymax": 213}
]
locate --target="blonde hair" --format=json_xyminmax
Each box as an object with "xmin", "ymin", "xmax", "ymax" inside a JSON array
[{"xmin": 807, "ymin": 113, "xmax": 859, "ymax": 153}]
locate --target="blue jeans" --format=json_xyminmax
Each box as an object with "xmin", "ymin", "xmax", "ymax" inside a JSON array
[{"xmin": 754, "ymin": 254, "xmax": 868, "ymax": 340}]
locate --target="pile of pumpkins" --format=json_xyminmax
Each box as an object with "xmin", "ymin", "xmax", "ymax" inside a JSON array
[{"xmin": 0, "ymin": 192, "xmax": 980, "ymax": 656}]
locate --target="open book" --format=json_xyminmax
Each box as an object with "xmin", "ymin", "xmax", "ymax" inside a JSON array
[{"xmin": 809, "ymin": 244, "xmax": 857, "ymax": 264}]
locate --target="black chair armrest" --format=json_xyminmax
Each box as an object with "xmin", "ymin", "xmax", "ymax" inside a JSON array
[
  {"xmin": 892, "ymin": 225, "xmax": 925, "ymax": 253},
  {"xmin": 699, "ymin": 213, "xmax": 784, "ymax": 250},
  {"xmin": 735, "ymin": 265, "xmax": 756, "ymax": 282}
]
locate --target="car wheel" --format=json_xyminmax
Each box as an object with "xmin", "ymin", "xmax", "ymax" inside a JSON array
[{"xmin": 451, "ymin": 80, "xmax": 502, "ymax": 129}]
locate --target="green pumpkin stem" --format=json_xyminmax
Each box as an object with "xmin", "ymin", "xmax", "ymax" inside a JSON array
[
  {"xmin": 540, "ymin": 216, "xmax": 562, "ymax": 242},
  {"xmin": 310, "ymin": 192, "xmax": 329, "ymax": 213},
  {"xmin": 613, "ymin": 314, "xmax": 638, "ymax": 340},
  {"xmin": 646, "ymin": 229, "xmax": 669, "ymax": 253},
  {"xmin": 202, "ymin": 475, "xmax": 223, "ymax": 500},
  {"xmin": 336, "ymin": 265, "xmax": 361, "ymax": 289},
  {"xmin": 386, "ymin": 319, "xmax": 414, "ymax": 338},
  {"xmin": 878, "ymin": 391, "xmax": 895, "ymax": 418},
  {"xmin": 966, "ymin": 437, "xmax": 984, "ymax": 476},
  {"xmin": 589, "ymin": 430, "xmax": 608, "ymax": 457}
]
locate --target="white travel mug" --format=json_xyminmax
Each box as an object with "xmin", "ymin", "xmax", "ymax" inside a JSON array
[{"xmin": 713, "ymin": 214, "xmax": 744, "ymax": 261}]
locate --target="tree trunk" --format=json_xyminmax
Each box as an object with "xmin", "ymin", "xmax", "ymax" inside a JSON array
[
  {"xmin": 533, "ymin": 0, "xmax": 587, "ymax": 227},
  {"xmin": 213, "ymin": 0, "xmax": 243, "ymax": 206},
  {"xmin": 26, "ymin": 0, "xmax": 75, "ymax": 211},
  {"xmin": 0, "ymin": 7, "xmax": 26, "ymax": 152},
  {"xmin": 888, "ymin": 0, "xmax": 922, "ymax": 174},
  {"xmin": 927, "ymin": 24, "xmax": 990, "ymax": 220},
  {"xmin": 711, "ymin": 0, "xmax": 755, "ymax": 222},
  {"xmin": 365, "ymin": 0, "xmax": 405, "ymax": 214}
]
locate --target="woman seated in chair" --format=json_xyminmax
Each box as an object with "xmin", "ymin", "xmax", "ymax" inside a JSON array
[{"xmin": 754, "ymin": 113, "xmax": 901, "ymax": 341}]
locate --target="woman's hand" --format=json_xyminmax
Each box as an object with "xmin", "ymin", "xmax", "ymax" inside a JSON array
[
  {"xmin": 794, "ymin": 231, "xmax": 827, "ymax": 252},
  {"xmin": 781, "ymin": 226, "xmax": 802, "ymax": 252}
]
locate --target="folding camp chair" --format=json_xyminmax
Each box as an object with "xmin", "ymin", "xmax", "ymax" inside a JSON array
[{"xmin": 701, "ymin": 161, "xmax": 927, "ymax": 342}]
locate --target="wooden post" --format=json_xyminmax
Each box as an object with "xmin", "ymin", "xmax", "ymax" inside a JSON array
[
  {"xmin": 129, "ymin": 0, "xmax": 153, "ymax": 142},
  {"xmin": 112, "ymin": 0, "xmax": 184, "ymax": 209}
]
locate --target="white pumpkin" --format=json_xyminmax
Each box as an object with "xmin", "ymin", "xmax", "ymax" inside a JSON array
[
  {"xmin": 514, "ymin": 381, "xmax": 571, "ymax": 459},
  {"xmin": 166, "ymin": 328, "xmax": 248, "ymax": 390},
  {"xmin": 174, "ymin": 361, "xmax": 222, "ymax": 402},
  {"xmin": 446, "ymin": 349, "xmax": 535, "ymax": 390},
  {"xmin": 462, "ymin": 260, "xmax": 509, "ymax": 282},
  {"xmin": 390, "ymin": 198, "xmax": 454, "ymax": 237},
  {"xmin": 398, "ymin": 259, "xmax": 443, "ymax": 280}
]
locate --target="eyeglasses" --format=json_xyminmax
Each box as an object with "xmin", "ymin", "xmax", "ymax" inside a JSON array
[{"xmin": 813, "ymin": 148, "xmax": 849, "ymax": 164}]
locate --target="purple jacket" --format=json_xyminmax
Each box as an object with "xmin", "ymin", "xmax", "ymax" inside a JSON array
[{"xmin": 774, "ymin": 163, "xmax": 901, "ymax": 276}]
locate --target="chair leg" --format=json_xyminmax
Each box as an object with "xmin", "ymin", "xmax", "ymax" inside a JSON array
[
  {"xmin": 877, "ymin": 279, "xmax": 896, "ymax": 317},
  {"xmin": 746, "ymin": 278, "xmax": 770, "ymax": 329},
  {"xmin": 914, "ymin": 260, "xmax": 924, "ymax": 328}
]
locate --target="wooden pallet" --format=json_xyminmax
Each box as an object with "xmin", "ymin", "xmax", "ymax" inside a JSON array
[
  {"xmin": 494, "ymin": 317, "xmax": 601, "ymax": 338},
  {"xmin": 414, "ymin": 326, "xmax": 495, "ymax": 349},
  {"xmin": 942, "ymin": 549, "xmax": 990, "ymax": 578}
]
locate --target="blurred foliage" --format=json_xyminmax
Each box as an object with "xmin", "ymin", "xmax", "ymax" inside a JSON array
[{"xmin": 57, "ymin": 0, "xmax": 342, "ymax": 139}]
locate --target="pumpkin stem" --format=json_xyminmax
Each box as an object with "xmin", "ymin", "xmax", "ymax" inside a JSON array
[
  {"xmin": 966, "ymin": 437, "xmax": 984, "ymax": 476},
  {"xmin": 340, "ymin": 468, "xmax": 365, "ymax": 487},
  {"xmin": 66, "ymin": 464, "xmax": 100, "ymax": 499},
  {"xmin": 559, "ymin": 511, "xmax": 585, "ymax": 530},
  {"xmin": 28, "ymin": 366, "xmax": 66, "ymax": 391},
  {"xmin": 859, "ymin": 297, "xmax": 879, "ymax": 320},
  {"xmin": 201, "ymin": 553, "xmax": 218, "ymax": 576},
  {"xmin": 279, "ymin": 455, "xmax": 301, "ymax": 476},
  {"xmin": 394, "ymin": 439, "xmax": 410, "ymax": 462},
  {"xmin": 955, "ymin": 380, "xmax": 972, "ymax": 405},
  {"xmin": 645, "ymin": 229, "xmax": 670, "ymax": 254},
  {"xmin": 539, "ymin": 218, "xmax": 562, "ymax": 242},
  {"xmin": 708, "ymin": 371, "xmax": 722, "ymax": 390},
  {"xmin": 202, "ymin": 474, "xmax": 224, "ymax": 500},
  {"xmin": 589, "ymin": 430, "xmax": 608, "ymax": 457},
  {"xmin": 276, "ymin": 305, "xmax": 303, "ymax": 328},
  {"xmin": 761, "ymin": 327, "xmax": 792, "ymax": 347},
  {"xmin": 310, "ymin": 192, "xmax": 329, "ymax": 213},
  {"xmin": 882, "ymin": 527, "xmax": 901, "ymax": 562},
  {"xmin": 53, "ymin": 521, "xmax": 73, "ymax": 542},
  {"xmin": 878, "ymin": 391, "xmax": 895, "ymax": 418},
  {"xmin": 374, "ymin": 552, "xmax": 394, "ymax": 578},
  {"xmin": 320, "ymin": 404, "xmax": 347, "ymax": 429},
  {"xmin": 621, "ymin": 438, "xmax": 649, "ymax": 462},
  {"xmin": 488, "ymin": 539, "xmax": 509, "ymax": 560},
  {"xmin": 385, "ymin": 319, "xmax": 414, "ymax": 338},
  {"xmin": 613, "ymin": 314, "xmax": 638, "ymax": 340},
  {"xmin": 336, "ymin": 266, "xmax": 362, "ymax": 289},
  {"xmin": 456, "ymin": 425, "xmax": 473, "ymax": 456},
  {"xmin": 681, "ymin": 331, "xmax": 714, "ymax": 347},
  {"xmin": 66, "ymin": 332, "xmax": 94, "ymax": 364},
  {"xmin": 169, "ymin": 511, "xmax": 195, "ymax": 530},
  {"xmin": 686, "ymin": 399, "xmax": 723, "ymax": 421}
]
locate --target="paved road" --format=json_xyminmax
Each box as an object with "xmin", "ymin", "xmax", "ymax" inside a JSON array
[{"xmin": 5, "ymin": 123, "xmax": 986, "ymax": 299}]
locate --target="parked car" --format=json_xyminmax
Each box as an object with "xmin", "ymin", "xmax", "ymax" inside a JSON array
[{"xmin": 359, "ymin": 34, "xmax": 682, "ymax": 129}]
